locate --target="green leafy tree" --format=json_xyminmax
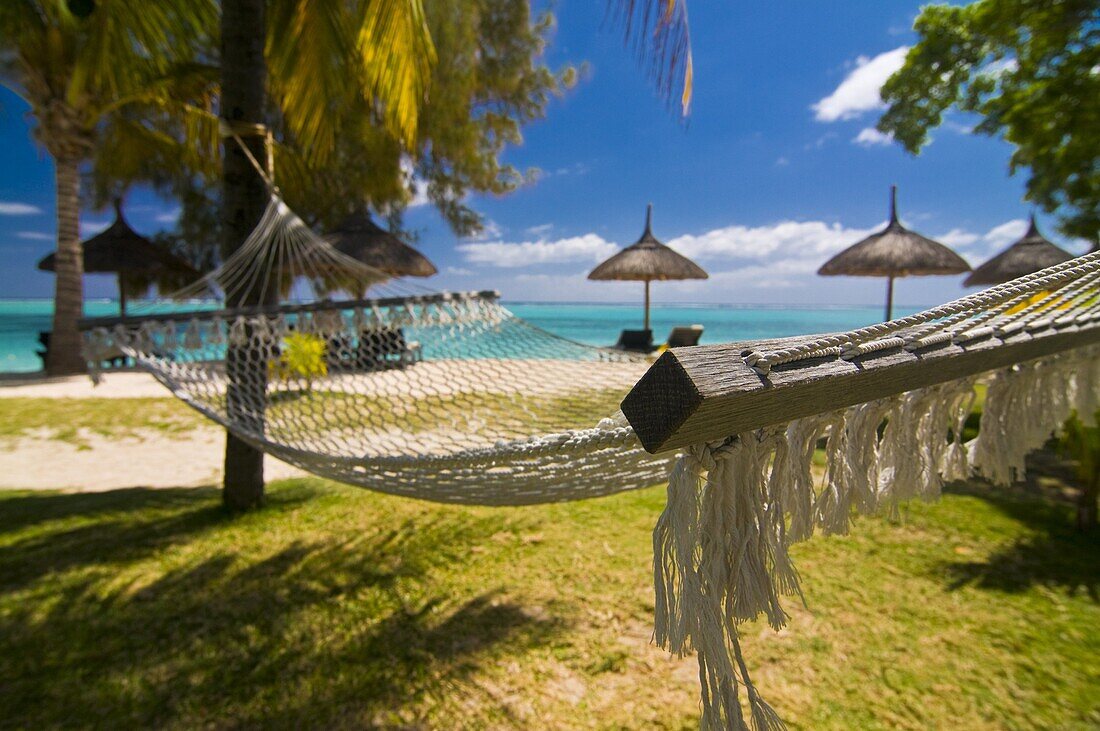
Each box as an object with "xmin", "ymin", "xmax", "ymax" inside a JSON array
[
  {"xmin": 878, "ymin": 0, "xmax": 1099, "ymax": 245},
  {"xmin": 0, "ymin": 0, "xmax": 217, "ymax": 375},
  {"xmin": 158, "ymin": 0, "xmax": 642, "ymax": 244}
]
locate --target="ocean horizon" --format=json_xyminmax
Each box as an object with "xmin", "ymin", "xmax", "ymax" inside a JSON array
[{"xmin": 0, "ymin": 297, "xmax": 923, "ymax": 373}]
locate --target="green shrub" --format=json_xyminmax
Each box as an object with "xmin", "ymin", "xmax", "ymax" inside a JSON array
[{"xmin": 269, "ymin": 332, "xmax": 328, "ymax": 388}]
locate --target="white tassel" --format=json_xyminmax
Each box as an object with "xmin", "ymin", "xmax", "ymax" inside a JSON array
[
  {"xmin": 815, "ymin": 413, "xmax": 852, "ymax": 534},
  {"xmin": 653, "ymin": 448, "xmax": 706, "ymax": 657},
  {"xmin": 970, "ymin": 358, "xmax": 1074, "ymax": 485},
  {"xmin": 654, "ymin": 432, "xmax": 793, "ymax": 730},
  {"xmin": 770, "ymin": 417, "xmax": 824, "ymax": 545},
  {"xmin": 655, "ymin": 352, "xmax": 1090, "ymax": 731},
  {"xmin": 939, "ymin": 379, "xmax": 978, "ymax": 485}
]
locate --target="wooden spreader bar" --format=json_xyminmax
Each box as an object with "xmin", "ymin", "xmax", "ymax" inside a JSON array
[{"xmin": 621, "ymin": 322, "xmax": 1100, "ymax": 454}]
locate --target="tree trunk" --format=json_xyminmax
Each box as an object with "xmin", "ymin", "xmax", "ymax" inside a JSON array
[
  {"xmin": 221, "ymin": 0, "xmax": 272, "ymax": 511},
  {"xmin": 46, "ymin": 156, "xmax": 87, "ymax": 376}
]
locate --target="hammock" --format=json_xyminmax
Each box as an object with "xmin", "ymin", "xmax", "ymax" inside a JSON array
[
  {"xmin": 621, "ymin": 250, "xmax": 1100, "ymax": 729},
  {"xmin": 80, "ymin": 196, "xmax": 674, "ymax": 505},
  {"xmin": 80, "ymin": 195, "xmax": 1100, "ymax": 728}
]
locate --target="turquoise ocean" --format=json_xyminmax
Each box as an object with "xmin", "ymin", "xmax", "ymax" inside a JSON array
[{"xmin": 0, "ymin": 299, "xmax": 918, "ymax": 373}]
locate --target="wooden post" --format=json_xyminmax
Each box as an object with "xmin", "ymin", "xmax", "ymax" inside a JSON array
[
  {"xmin": 621, "ymin": 323, "xmax": 1100, "ymax": 454},
  {"xmin": 220, "ymin": 0, "xmax": 272, "ymax": 511},
  {"xmin": 644, "ymin": 279, "xmax": 651, "ymax": 331},
  {"xmin": 885, "ymin": 275, "xmax": 894, "ymax": 322},
  {"xmin": 117, "ymin": 273, "xmax": 127, "ymax": 318}
]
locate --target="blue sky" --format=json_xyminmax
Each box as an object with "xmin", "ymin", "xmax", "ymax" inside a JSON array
[{"xmin": 0, "ymin": 0, "xmax": 1089, "ymax": 307}]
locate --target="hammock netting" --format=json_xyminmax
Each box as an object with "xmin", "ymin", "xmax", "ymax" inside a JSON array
[
  {"xmin": 80, "ymin": 197, "xmax": 670, "ymax": 505},
  {"xmin": 79, "ymin": 195, "xmax": 1100, "ymax": 729}
]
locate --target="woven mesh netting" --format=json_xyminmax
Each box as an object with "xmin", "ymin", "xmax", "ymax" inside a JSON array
[{"xmin": 81, "ymin": 198, "xmax": 674, "ymax": 504}]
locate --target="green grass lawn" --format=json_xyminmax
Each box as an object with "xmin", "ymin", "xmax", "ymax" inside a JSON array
[
  {"xmin": 1, "ymin": 477, "xmax": 1097, "ymax": 729},
  {"xmin": 0, "ymin": 397, "xmax": 203, "ymax": 447},
  {"xmin": 0, "ymin": 387, "xmax": 628, "ymax": 448}
]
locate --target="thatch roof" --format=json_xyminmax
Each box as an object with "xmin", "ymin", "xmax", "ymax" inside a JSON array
[
  {"xmin": 818, "ymin": 186, "xmax": 970, "ymax": 278},
  {"xmin": 588, "ymin": 205, "xmax": 708, "ymax": 282},
  {"xmin": 323, "ymin": 212, "xmax": 437, "ymax": 278},
  {"xmin": 37, "ymin": 200, "xmax": 198, "ymax": 278},
  {"xmin": 964, "ymin": 214, "xmax": 1073, "ymax": 286}
]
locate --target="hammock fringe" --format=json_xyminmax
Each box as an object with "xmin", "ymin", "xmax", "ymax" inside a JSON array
[{"xmin": 653, "ymin": 347, "xmax": 1099, "ymax": 729}]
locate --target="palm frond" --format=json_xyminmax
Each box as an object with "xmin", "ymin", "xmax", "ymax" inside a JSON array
[
  {"xmin": 67, "ymin": 0, "xmax": 217, "ymax": 120},
  {"xmin": 605, "ymin": 0, "xmax": 693, "ymax": 115},
  {"xmin": 354, "ymin": 0, "xmax": 436, "ymax": 146},
  {"xmin": 267, "ymin": 0, "xmax": 435, "ymax": 161}
]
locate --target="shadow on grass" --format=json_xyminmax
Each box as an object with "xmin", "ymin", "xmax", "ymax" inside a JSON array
[
  {"xmin": 941, "ymin": 479, "xmax": 1099, "ymax": 601},
  {"xmin": 0, "ymin": 485, "xmax": 562, "ymax": 727},
  {"xmin": 0, "ymin": 486, "xmax": 314, "ymax": 593},
  {"xmin": 0, "ymin": 486, "xmax": 222, "ymax": 535}
]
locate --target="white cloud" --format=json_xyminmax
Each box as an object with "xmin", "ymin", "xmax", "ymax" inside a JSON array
[
  {"xmin": 466, "ymin": 219, "xmax": 502, "ymax": 241},
  {"xmin": 983, "ymin": 219, "xmax": 1028, "ymax": 249},
  {"xmin": 666, "ymin": 220, "xmax": 882, "ymax": 265},
  {"xmin": 936, "ymin": 228, "xmax": 980, "ymax": 248},
  {"xmin": 80, "ymin": 220, "xmax": 111, "ymax": 237},
  {"xmin": 458, "ymin": 234, "xmax": 618, "ymax": 268},
  {"xmin": 408, "ymin": 178, "xmax": 429, "ymax": 207},
  {"xmin": 549, "ymin": 162, "xmax": 590, "ymax": 177},
  {"xmin": 0, "ymin": 201, "xmax": 42, "ymax": 216},
  {"xmin": 451, "ymin": 216, "xmax": 1067, "ymax": 304},
  {"xmin": 526, "ymin": 223, "xmax": 554, "ymax": 237},
  {"xmin": 934, "ymin": 218, "xmax": 1029, "ymax": 266},
  {"xmin": 981, "ymin": 58, "xmax": 1018, "ymax": 76},
  {"xmin": 155, "ymin": 208, "xmax": 180, "ymax": 224},
  {"xmin": 853, "ymin": 127, "xmax": 893, "ymax": 147},
  {"xmin": 400, "ymin": 156, "xmax": 430, "ymax": 208},
  {"xmin": 16, "ymin": 231, "xmax": 52, "ymax": 241},
  {"xmin": 813, "ymin": 46, "xmax": 909, "ymax": 122}
]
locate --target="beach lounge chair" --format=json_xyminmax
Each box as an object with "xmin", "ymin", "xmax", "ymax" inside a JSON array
[
  {"xmin": 356, "ymin": 327, "xmax": 422, "ymax": 370},
  {"xmin": 37, "ymin": 330, "xmax": 130, "ymax": 371},
  {"xmin": 613, "ymin": 328, "xmax": 654, "ymax": 353},
  {"xmin": 665, "ymin": 324, "xmax": 704, "ymax": 348}
]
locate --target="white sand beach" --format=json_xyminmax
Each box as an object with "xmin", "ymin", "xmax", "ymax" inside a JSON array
[
  {"xmin": 0, "ymin": 358, "xmax": 646, "ymax": 490},
  {"xmin": 0, "ymin": 372, "xmax": 305, "ymax": 491}
]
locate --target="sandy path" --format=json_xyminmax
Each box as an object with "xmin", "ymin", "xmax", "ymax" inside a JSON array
[
  {"xmin": 0, "ymin": 372, "xmax": 171, "ymax": 399},
  {"xmin": 0, "ymin": 357, "xmax": 651, "ymax": 401},
  {"xmin": 0, "ymin": 360, "xmax": 647, "ymax": 491},
  {"xmin": 0, "ymin": 427, "xmax": 305, "ymax": 491}
]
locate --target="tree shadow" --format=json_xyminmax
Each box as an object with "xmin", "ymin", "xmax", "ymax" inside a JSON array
[
  {"xmin": 0, "ymin": 486, "xmax": 315, "ymax": 593},
  {"xmin": 0, "ymin": 486, "xmax": 222, "ymax": 535},
  {"xmin": 939, "ymin": 454, "xmax": 1099, "ymax": 600},
  {"xmin": 0, "ymin": 492, "xmax": 562, "ymax": 728}
]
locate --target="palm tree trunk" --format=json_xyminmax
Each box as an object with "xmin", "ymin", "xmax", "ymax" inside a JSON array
[
  {"xmin": 221, "ymin": 0, "xmax": 272, "ymax": 511},
  {"xmin": 46, "ymin": 156, "xmax": 86, "ymax": 376}
]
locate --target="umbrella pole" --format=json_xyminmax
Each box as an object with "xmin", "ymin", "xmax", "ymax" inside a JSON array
[
  {"xmin": 884, "ymin": 275, "xmax": 894, "ymax": 322},
  {"xmin": 118, "ymin": 273, "xmax": 127, "ymax": 319},
  {"xmin": 644, "ymin": 279, "xmax": 651, "ymax": 331}
]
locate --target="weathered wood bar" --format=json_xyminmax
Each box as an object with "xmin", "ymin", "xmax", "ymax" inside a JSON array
[{"xmin": 621, "ymin": 322, "xmax": 1100, "ymax": 454}]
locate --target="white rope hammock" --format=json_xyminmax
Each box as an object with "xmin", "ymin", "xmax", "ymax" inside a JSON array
[
  {"xmin": 80, "ymin": 196, "xmax": 674, "ymax": 504},
  {"xmin": 79, "ymin": 196, "xmax": 1100, "ymax": 727},
  {"xmin": 626, "ymin": 251, "xmax": 1100, "ymax": 729}
]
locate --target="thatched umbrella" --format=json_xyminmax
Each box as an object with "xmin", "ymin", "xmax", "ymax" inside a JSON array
[
  {"xmin": 818, "ymin": 186, "xmax": 970, "ymax": 321},
  {"xmin": 321, "ymin": 212, "xmax": 438, "ymax": 297},
  {"xmin": 588, "ymin": 204, "xmax": 708, "ymax": 330},
  {"xmin": 37, "ymin": 199, "xmax": 199, "ymax": 317},
  {"xmin": 964, "ymin": 214, "xmax": 1073, "ymax": 286}
]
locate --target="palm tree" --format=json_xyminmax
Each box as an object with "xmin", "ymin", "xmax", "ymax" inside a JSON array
[
  {"xmin": 219, "ymin": 0, "xmax": 437, "ymax": 509},
  {"xmin": 0, "ymin": 0, "xmax": 217, "ymax": 375},
  {"xmin": 216, "ymin": 0, "xmax": 690, "ymax": 508}
]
